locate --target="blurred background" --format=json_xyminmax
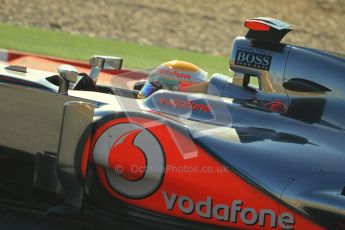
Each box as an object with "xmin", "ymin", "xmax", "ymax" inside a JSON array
[{"xmin": 0, "ymin": 0, "xmax": 344, "ymax": 56}]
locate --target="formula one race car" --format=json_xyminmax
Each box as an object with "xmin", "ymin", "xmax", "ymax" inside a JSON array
[{"xmin": 0, "ymin": 17, "xmax": 344, "ymax": 230}]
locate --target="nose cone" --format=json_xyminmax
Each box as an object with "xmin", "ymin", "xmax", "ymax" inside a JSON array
[{"xmin": 281, "ymin": 172, "xmax": 345, "ymax": 229}]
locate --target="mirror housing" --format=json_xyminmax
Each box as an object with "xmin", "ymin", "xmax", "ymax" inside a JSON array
[
  {"xmin": 58, "ymin": 64, "xmax": 78, "ymax": 95},
  {"xmin": 89, "ymin": 55, "xmax": 123, "ymax": 70},
  {"xmin": 89, "ymin": 55, "xmax": 123, "ymax": 82},
  {"xmin": 283, "ymin": 78, "xmax": 331, "ymax": 93}
]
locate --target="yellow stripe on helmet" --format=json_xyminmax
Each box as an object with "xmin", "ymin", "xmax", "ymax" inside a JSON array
[{"xmin": 161, "ymin": 60, "xmax": 201, "ymax": 72}]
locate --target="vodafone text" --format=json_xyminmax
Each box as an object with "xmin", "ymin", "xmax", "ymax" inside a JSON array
[{"xmin": 163, "ymin": 191, "xmax": 294, "ymax": 229}]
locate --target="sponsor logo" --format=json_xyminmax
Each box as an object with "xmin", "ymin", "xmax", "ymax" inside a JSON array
[
  {"xmin": 163, "ymin": 191, "xmax": 295, "ymax": 229},
  {"xmin": 93, "ymin": 123, "xmax": 165, "ymax": 199},
  {"xmin": 237, "ymin": 45, "xmax": 272, "ymax": 56},
  {"xmin": 263, "ymin": 100, "xmax": 288, "ymax": 113},
  {"xmin": 235, "ymin": 50, "xmax": 272, "ymax": 71},
  {"xmin": 158, "ymin": 68, "xmax": 192, "ymax": 80},
  {"xmin": 160, "ymin": 98, "xmax": 212, "ymax": 112}
]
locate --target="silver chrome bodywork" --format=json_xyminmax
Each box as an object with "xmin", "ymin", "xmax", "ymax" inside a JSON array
[{"xmin": 57, "ymin": 101, "xmax": 95, "ymax": 208}]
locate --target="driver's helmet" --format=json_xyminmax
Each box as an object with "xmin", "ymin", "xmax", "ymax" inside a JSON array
[{"xmin": 138, "ymin": 60, "xmax": 207, "ymax": 98}]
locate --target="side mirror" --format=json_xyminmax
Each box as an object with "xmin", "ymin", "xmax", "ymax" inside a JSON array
[
  {"xmin": 89, "ymin": 55, "xmax": 123, "ymax": 82},
  {"xmin": 58, "ymin": 64, "xmax": 78, "ymax": 95}
]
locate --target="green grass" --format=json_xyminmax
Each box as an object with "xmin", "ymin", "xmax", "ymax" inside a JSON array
[{"xmin": 0, "ymin": 23, "xmax": 232, "ymax": 76}]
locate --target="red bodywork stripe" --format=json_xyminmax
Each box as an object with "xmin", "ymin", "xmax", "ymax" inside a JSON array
[
  {"xmin": 5, "ymin": 50, "xmax": 148, "ymax": 88},
  {"xmin": 82, "ymin": 117, "xmax": 325, "ymax": 230}
]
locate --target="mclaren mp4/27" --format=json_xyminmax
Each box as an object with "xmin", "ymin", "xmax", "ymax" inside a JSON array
[{"xmin": 0, "ymin": 18, "xmax": 345, "ymax": 230}]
